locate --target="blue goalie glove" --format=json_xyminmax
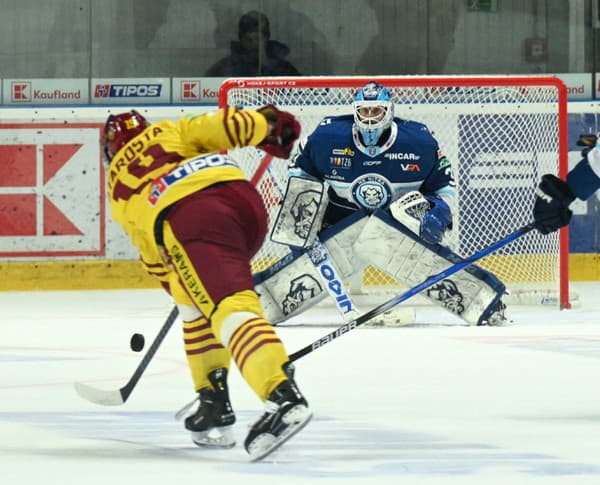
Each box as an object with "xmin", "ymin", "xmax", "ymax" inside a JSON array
[{"xmin": 420, "ymin": 195, "xmax": 452, "ymax": 244}]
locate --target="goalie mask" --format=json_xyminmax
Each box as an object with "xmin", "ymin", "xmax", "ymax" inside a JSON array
[
  {"xmin": 103, "ymin": 110, "xmax": 150, "ymax": 161},
  {"xmin": 353, "ymin": 81, "xmax": 394, "ymax": 147}
]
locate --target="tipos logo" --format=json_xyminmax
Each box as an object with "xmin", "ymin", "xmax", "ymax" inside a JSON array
[{"xmin": 94, "ymin": 84, "xmax": 162, "ymax": 98}]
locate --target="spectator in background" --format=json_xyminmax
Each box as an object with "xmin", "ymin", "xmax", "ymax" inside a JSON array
[{"xmin": 205, "ymin": 10, "xmax": 300, "ymax": 77}]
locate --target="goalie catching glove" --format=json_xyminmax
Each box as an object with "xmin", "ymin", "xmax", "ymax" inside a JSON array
[
  {"xmin": 257, "ymin": 104, "xmax": 301, "ymax": 159},
  {"xmin": 420, "ymin": 195, "xmax": 452, "ymax": 244},
  {"xmin": 533, "ymin": 174, "xmax": 575, "ymax": 235},
  {"xmin": 390, "ymin": 191, "xmax": 452, "ymax": 245}
]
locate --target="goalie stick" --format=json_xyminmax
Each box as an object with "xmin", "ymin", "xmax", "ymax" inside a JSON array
[
  {"xmin": 288, "ymin": 222, "xmax": 536, "ymax": 362},
  {"xmin": 74, "ymin": 149, "xmax": 277, "ymax": 406}
]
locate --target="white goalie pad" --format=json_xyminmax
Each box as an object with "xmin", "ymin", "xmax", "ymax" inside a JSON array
[
  {"xmin": 320, "ymin": 212, "xmax": 369, "ymax": 280},
  {"xmin": 320, "ymin": 213, "xmax": 417, "ymax": 326},
  {"xmin": 255, "ymin": 252, "xmax": 328, "ymax": 324},
  {"xmin": 353, "ymin": 210, "xmax": 506, "ymax": 326},
  {"xmin": 256, "ymin": 211, "xmax": 418, "ymax": 327},
  {"xmin": 270, "ymin": 176, "xmax": 329, "ymax": 249}
]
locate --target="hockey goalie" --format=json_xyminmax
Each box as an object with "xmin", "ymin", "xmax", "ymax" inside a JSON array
[{"xmin": 254, "ymin": 80, "xmax": 508, "ymax": 327}]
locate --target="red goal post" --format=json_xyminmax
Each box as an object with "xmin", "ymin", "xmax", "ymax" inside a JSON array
[{"xmin": 219, "ymin": 76, "xmax": 570, "ymax": 309}]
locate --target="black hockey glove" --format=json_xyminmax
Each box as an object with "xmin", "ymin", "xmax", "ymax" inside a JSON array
[
  {"xmin": 533, "ymin": 174, "xmax": 576, "ymax": 235},
  {"xmin": 257, "ymin": 104, "xmax": 301, "ymax": 159}
]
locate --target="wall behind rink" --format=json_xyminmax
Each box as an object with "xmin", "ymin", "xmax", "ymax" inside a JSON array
[
  {"xmin": 0, "ymin": 102, "xmax": 599, "ymax": 291},
  {"xmin": 0, "ymin": 106, "xmax": 212, "ymax": 290}
]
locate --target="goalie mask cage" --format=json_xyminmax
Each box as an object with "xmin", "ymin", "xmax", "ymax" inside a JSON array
[{"xmin": 220, "ymin": 76, "xmax": 570, "ymax": 309}]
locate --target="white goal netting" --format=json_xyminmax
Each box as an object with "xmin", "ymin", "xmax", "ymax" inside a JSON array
[{"xmin": 220, "ymin": 76, "xmax": 570, "ymax": 309}]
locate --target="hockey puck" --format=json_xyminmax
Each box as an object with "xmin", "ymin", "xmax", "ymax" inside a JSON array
[{"xmin": 130, "ymin": 333, "xmax": 145, "ymax": 352}]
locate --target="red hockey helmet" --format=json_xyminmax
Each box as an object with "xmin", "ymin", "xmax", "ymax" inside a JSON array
[{"xmin": 103, "ymin": 110, "xmax": 150, "ymax": 160}]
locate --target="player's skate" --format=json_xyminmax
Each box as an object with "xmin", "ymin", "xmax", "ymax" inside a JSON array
[
  {"xmin": 184, "ymin": 368, "xmax": 236, "ymax": 449},
  {"xmin": 244, "ymin": 363, "xmax": 312, "ymax": 461},
  {"xmin": 478, "ymin": 300, "xmax": 509, "ymax": 326}
]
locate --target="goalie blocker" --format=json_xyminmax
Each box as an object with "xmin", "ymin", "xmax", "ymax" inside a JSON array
[{"xmin": 256, "ymin": 185, "xmax": 507, "ymax": 326}]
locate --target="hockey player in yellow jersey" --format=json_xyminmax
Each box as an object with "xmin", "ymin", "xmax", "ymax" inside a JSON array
[{"xmin": 103, "ymin": 105, "xmax": 310, "ymax": 461}]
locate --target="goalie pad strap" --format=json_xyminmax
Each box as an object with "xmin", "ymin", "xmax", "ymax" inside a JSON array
[
  {"xmin": 270, "ymin": 176, "xmax": 329, "ymax": 249},
  {"xmin": 354, "ymin": 210, "xmax": 506, "ymax": 326}
]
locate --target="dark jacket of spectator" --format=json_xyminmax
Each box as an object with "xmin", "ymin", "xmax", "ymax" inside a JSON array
[{"xmin": 205, "ymin": 10, "xmax": 300, "ymax": 77}]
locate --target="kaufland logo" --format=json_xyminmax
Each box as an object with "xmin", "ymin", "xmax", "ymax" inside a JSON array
[
  {"xmin": 12, "ymin": 82, "xmax": 81, "ymax": 102},
  {"xmin": 179, "ymin": 80, "xmax": 218, "ymax": 101},
  {"xmin": 12, "ymin": 82, "xmax": 31, "ymax": 101},
  {"xmin": 181, "ymin": 81, "xmax": 200, "ymax": 99},
  {"xmin": 94, "ymin": 84, "xmax": 162, "ymax": 98}
]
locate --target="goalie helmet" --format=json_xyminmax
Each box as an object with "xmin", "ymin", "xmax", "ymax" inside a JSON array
[
  {"xmin": 102, "ymin": 110, "xmax": 150, "ymax": 161},
  {"xmin": 353, "ymin": 81, "xmax": 394, "ymax": 147}
]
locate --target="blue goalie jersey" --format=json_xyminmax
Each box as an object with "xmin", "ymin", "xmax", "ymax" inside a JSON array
[{"xmin": 289, "ymin": 114, "xmax": 456, "ymax": 226}]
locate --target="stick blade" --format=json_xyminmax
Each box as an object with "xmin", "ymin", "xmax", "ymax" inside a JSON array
[{"xmin": 74, "ymin": 381, "xmax": 125, "ymax": 406}]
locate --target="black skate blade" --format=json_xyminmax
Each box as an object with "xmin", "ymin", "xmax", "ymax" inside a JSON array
[{"xmin": 249, "ymin": 411, "xmax": 312, "ymax": 462}]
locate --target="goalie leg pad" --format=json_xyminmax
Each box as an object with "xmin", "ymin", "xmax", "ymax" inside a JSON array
[
  {"xmin": 270, "ymin": 176, "xmax": 329, "ymax": 250},
  {"xmin": 319, "ymin": 211, "xmax": 369, "ymax": 280},
  {"xmin": 254, "ymin": 251, "xmax": 328, "ymax": 324},
  {"xmin": 353, "ymin": 210, "xmax": 506, "ymax": 326}
]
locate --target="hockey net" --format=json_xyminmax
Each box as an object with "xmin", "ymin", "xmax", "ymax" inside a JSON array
[{"xmin": 219, "ymin": 76, "xmax": 570, "ymax": 312}]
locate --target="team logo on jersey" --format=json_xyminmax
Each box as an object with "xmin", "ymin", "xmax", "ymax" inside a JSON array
[
  {"xmin": 332, "ymin": 147, "xmax": 355, "ymax": 156},
  {"xmin": 438, "ymin": 156, "xmax": 451, "ymax": 170},
  {"xmin": 148, "ymin": 179, "xmax": 167, "ymax": 206},
  {"xmin": 329, "ymin": 157, "xmax": 352, "ymax": 168},
  {"xmin": 350, "ymin": 174, "xmax": 393, "ymax": 211}
]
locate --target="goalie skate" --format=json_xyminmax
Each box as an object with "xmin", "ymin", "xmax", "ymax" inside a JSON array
[
  {"xmin": 478, "ymin": 300, "xmax": 509, "ymax": 326},
  {"xmin": 244, "ymin": 373, "xmax": 312, "ymax": 461}
]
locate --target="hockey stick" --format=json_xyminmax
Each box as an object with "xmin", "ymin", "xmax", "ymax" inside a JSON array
[
  {"xmin": 75, "ymin": 151, "xmax": 276, "ymax": 406},
  {"xmin": 250, "ymin": 153, "xmax": 274, "ymax": 186},
  {"xmin": 288, "ymin": 222, "xmax": 536, "ymax": 362},
  {"xmin": 74, "ymin": 306, "xmax": 179, "ymax": 405}
]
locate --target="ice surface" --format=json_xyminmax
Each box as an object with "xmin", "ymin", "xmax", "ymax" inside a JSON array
[{"xmin": 1, "ymin": 283, "xmax": 600, "ymax": 485}]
